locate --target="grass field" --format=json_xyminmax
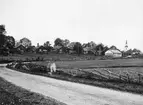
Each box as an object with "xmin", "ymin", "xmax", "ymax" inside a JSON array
[
  {"xmin": 54, "ymin": 59, "xmax": 143, "ymax": 84},
  {"xmin": 56, "ymin": 58, "xmax": 143, "ymax": 68},
  {"xmin": 28, "ymin": 57, "xmax": 143, "ymax": 68}
]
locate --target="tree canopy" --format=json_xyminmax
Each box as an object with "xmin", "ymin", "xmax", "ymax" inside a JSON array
[
  {"xmin": 5, "ymin": 36, "xmax": 15, "ymax": 49},
  {"xmin": 43, "ymin": 41, "xmax": 52, "ymax": 52},
  {"xmin": 0, "ymin": 25, "xmax": 6, "ymax": 47},
  {"xmin": 73, "ymin": 42, "xmax": 83, "ymax": 56},
  {"xmin": 54, "ymin": 38, "xmax": 63, "ymax": 46},
  {"xmin": 19, "ymin": 37, "xmax": 32, "ymax": 48},
  {"xmin": 0, "ymin": 25, "xmax": 15, "ymax": 55}
]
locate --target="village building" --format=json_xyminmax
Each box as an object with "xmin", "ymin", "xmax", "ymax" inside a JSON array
[
  {"xmin": 53, "ymin": 45, "xmax": 63, "ymax": 53},
  {"xmin": 105, "ymin": 46, "xmax": 122, "ymax": 58},
  {"xmin": 16, "ymin": 45, "xmax": 26, "ymax": 54},
  {"xmin": 36, "ymin": 46, "xmax": 48, "ymax": 54},
  {"xmin": 83, "ymin": 47, "xmax": 90, "ymax": 54}
]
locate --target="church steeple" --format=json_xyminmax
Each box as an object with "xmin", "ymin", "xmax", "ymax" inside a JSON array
[{"xmin": 125, "ymin": 40, "xmax": 128, "ymax": 51}]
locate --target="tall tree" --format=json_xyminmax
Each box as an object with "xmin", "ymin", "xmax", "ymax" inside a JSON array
[
  {"xmin": 0, "ymin": 25, "xmax": 6, "ymax": 48},
  {"xmin": 0, "ymin": 25, "xmax": 16, "ymax": 55},
  {"xmin": 44, "ymin": 41, "xmax": 51, "ymax": 47},
  {"xmin": 44, "ymin": 41, "xmax": 52, "ymax": 52},
  {"xmin": 89, "ymin": 41, "xmax": 96, "ymax": 48},
  {"xmin": 132, "ymin": 48, "xmax": 141, "ymax": 55},
  {"xmin": 68, "ymin": 42, "xmax": 76, "ymax": 49},
  {"xmin": 54, "ymin": 38, "xmax": 63, "ymax": 46},
  {"xmin": 19, "ymin": 37, "xmax": 32, "ymax": 48},
  {"xmin": 82, "ymin": 41, "xmax": 96, "ymax": 49},
  {"xmin": 125, "ymin": 49, "xmax": 132, "ymax": 56},
  {"xmin": 73, "ymin": 42, "xmax": 83, "ymax": 56},
  {"xmin": 102, "ymin": 46, "xmax": 109, "ymax": 55},
  {"xmin": 132, "ymin": 48, "xmax": 141, "ymax": 53},
  {"xmin": 5, "ymin": 36, "xmax": 15, "ymax": 49},
  {"xmin": 95, "ymin": 43, "xmax": 104, "ymax": 56},
  {"xmin": 0, "ymin": 25, "xmax": 6, "ymax": 34}
]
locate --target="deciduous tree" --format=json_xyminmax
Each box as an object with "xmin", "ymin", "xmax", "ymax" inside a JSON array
[
  {"xmin": 19, "ymin": 37, "xmax": 32, "ymax": 48},
  {"xmin": 73, "ymin": 42, "xmax": 83, "ymax": 56},
  {"xmin": 5, "ymin": 36, "xmax": 15, "ymax": 49},
  {"xmin": 54, "ymin": 38, "xmax": 63, "ymax": 46},
  {"xmin": 44, "ymin": 41, "xmax": 52, "ymax": 52},
  {"xmin": 0, "ymin": 25, "xmax": 6, "ymax": 48}
]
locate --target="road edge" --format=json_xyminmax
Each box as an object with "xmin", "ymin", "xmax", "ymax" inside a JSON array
[{"xmin": 0, "ymin": 76, "xmax": 67, "ymax": 105}]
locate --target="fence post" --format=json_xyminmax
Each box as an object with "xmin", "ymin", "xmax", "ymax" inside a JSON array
[
  {"xmin": 126, "ymin": 73, "xmax": 130, "ymax": 83},
  {"xmin": 138, "ymin": 73, "xmax": 141, "ymax": 84}
]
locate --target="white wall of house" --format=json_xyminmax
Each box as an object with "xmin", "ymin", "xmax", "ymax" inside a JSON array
[{"xmin": 105, "ymin": 49, "xmax": 122, "ymax": 58}]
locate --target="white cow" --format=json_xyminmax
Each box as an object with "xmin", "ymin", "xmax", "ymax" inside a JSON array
[{"xmin": 47, "ymin": 62, "xmax": 56, "ymax": 73}]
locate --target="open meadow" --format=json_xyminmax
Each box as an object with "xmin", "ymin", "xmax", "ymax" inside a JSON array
[
  {"xmin": 55, "ymin": 58, "xmax": 143, "ymax": 68},
  {"xmin": 35, "ymin": 58, "xmax": 143, "ymax": 84},
  {"xmin": 35, "ymin": 58, "xmax": 143, "ymax": 79}
]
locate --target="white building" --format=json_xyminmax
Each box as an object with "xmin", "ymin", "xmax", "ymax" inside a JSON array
[{"xmin": 105, "ymin": 49, "xmax": 122, "ymax": 58}]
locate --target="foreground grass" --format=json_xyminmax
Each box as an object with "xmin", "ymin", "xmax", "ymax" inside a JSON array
[{"xmin": 0, "ymin": 77, "xmax": 66, "ymax": 105}]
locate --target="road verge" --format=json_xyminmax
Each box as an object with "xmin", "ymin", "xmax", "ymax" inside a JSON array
[{"xmin": 0, "ymin": 76, "xmax": 66, "ymax": 105}]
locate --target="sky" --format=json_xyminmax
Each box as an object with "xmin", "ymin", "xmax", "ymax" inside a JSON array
[{"xmin": 0, "ymin": 0, "xmax": 143, "ymax": 51}]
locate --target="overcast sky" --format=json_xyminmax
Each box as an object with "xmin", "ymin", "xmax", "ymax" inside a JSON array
[{"xmin": 0, "ymin": 0, "xmax": 143, "ymax": 51}]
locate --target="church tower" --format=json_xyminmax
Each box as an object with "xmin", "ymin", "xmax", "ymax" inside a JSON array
[{"xmin": 125, "ymin": 40, "xmax": 128, "ymax": 51}]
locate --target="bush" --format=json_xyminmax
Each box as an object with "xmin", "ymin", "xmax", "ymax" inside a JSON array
[
  {"xmin": 25, "ymin": 63, "xmax": 47, "ymax": 73},
  {"xmin": 8, "ymin": 62, "xmax": 47, "ymax": 73},
  {"xmin": 14, "ymin": 61, "xmax": 23, "ymax": 69},
  {"xmin": 30, "ymin": 66, "xmax": 47, "ymax": 73}
]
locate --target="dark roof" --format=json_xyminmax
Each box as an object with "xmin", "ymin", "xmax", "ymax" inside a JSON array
[{"xmin": 16, "ymin": 45, "xmax": 25, "ymax": 49}]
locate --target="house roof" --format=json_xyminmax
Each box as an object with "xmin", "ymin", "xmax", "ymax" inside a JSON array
[
  {"xmin": 53, "ymin": 46, "xmax": 62, "ymax": 50},
  {"xmin": 83, "ymin": 47, "xmax": 91, "ymax": 52},
  {"xmin": 16, "ymin": 45, "xmax": 25, "ymax": 49},
  {"xmin": 105, "ymin": 49, "xmax": 122, "ymax": 54}
]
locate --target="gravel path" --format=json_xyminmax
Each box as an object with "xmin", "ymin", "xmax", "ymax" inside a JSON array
[{"xmin": 0, "ymin": 66, "xmax": 143, "ymax": 105}]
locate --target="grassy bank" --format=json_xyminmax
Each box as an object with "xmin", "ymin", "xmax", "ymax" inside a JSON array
[{"xmin": 0, "ymin": 77, "xmax": 66, "ymax": 105}]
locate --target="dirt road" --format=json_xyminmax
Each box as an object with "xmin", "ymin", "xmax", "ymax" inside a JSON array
[{"xmin": 0, "ymin": 66, "xmax": 143, "ymax": 105}]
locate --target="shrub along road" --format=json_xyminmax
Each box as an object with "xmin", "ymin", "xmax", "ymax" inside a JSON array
[{"xmin": 0, "ymin": 66, "xmax": 143, "ymax": 105}]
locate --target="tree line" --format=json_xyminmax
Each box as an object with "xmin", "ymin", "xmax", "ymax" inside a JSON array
[{"xmin": 0, "ymin": 25, "xmax": 142, "ymax": 56}]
